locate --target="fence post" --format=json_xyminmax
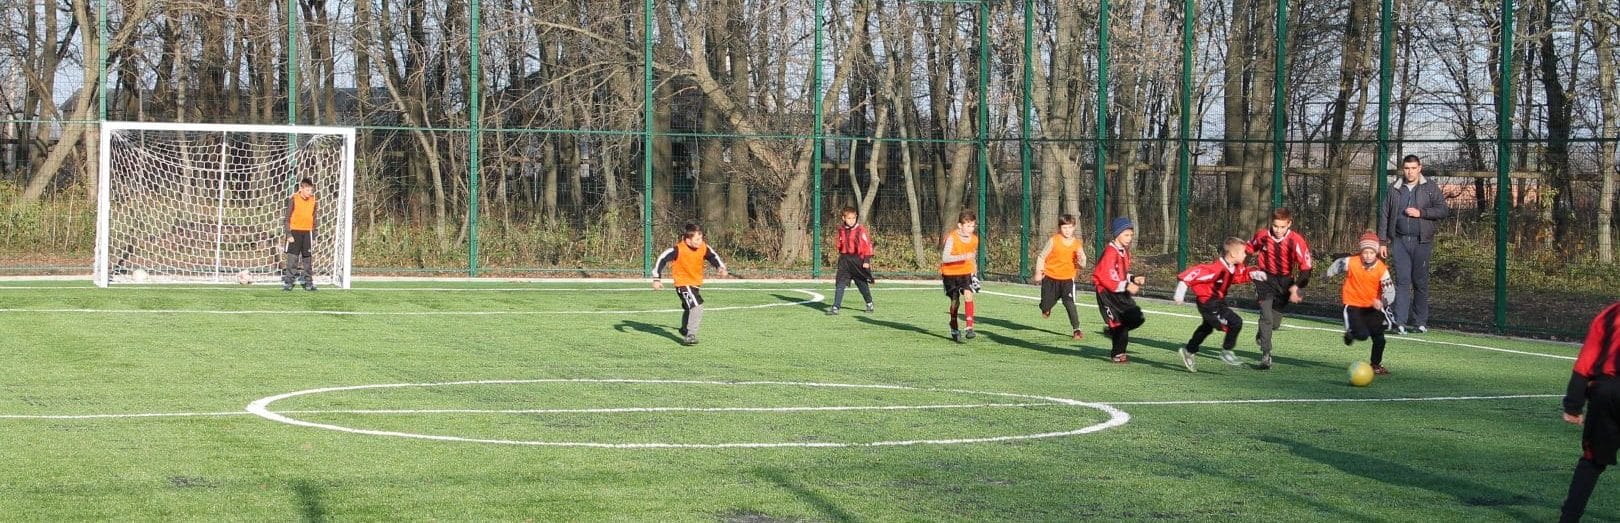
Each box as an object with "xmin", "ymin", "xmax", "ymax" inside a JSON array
[
  {"xmin": 976, "ymin": 0, "xmax": 990, "ymax": 276},
  {"xmin": 1095, "ymin": 0, "xmax": 1111, "ymax": 256},
  {"xmin": 1020, "ymin": 0, "xmax": 1035, "ymax": 281},
  {"xmin": 1177, "ymin": 0, "xmax": 1195, "ymax": 271},
  {"xmin": 1271, "ymin": 0, "xmax": 1287, "ymax": 209},
  {"xmin": 811, "ymin": 0, "xmax": 826, "ymax": 279},
  {"xmin": 641, "ymin": 0, "xmax": 655, "ymax": 278},
  {"xmin": 468, "ymin": 0, "xmax": 482, "ymax": 277},
  {"xmin": 1494, "ymin": 0, "xmax": 1516, "ymax": 333}
]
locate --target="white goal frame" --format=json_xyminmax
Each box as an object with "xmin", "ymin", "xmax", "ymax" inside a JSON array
[{"xmin": 94, "ymin": 121, "xmax": 356, "ymax": 288}]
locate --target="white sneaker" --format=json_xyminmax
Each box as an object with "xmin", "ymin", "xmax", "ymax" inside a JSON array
[
  {"xmin": 1179, "ymin": 348, "xmax": 1197, "ymax": 373},
  {"xmin": 1220, "ymin": 350, "xmax": 1242, "ymax": 366}
]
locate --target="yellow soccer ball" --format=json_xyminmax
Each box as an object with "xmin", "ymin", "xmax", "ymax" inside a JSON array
[{"xmin": 1348, "ymin": 361, "xmax": 1375, "ymax": 387}]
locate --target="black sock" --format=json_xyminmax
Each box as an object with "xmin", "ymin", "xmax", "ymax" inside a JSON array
[{"xmin": 1562, "ymin": 458, "xmax": 1606, "ymax": 522}]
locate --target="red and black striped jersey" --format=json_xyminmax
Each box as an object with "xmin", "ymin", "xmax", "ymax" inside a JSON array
[
  {"xmin": 1574, "ymin": 302, "xmax": 1620, "ymax": 379},
  {"xmin": 1247, "ymin": 229, "xmax": 1313, "ymax": 287},
  {"xmin": 836, "ymin": 224, "xmax": 875, "ymax": 258},
  {"xmin": 1565, "ymin": 302, "xmax": 1620, "ymax": 414}
]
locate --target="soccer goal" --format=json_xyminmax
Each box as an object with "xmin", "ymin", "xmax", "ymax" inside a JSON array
[{"xmin": 95, "ymin": 122, "xmax": 355, "ymax": 288}]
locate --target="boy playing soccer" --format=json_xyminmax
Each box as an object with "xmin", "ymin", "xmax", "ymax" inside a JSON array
[
  {"xmin": 1093, "ymin": 217, "xmax": 1147, "ymax": 363},
  {"xmin": 827, "ymin": 207, "xmax": 875, "ymax": 315},
  {"xmin": 1558, "ymin": 301, "xmax": 1620, "ymax": 522},
  {"xmin": 1173, "ymin": 238, "xmax": 1258, "ymax": 372},
  {"xmin": 653, "ymin": 223, "xmax": 729, "ymax": 346},
  {"xmin": 940, "ymin": 210, "xmax": 981, "ymax": 343},
  {"xmin": 1325, "ymin": 231, "xmax": 1396, "ymax": 374},
  {"xmin": 1033, "ymin": 214, "xmax": 1088, "ymax": 340},
  {"xmin": 1246, "ymin": 207, "xmax": 1314, "ymax": 370},
  {"xmin": 282, "ymin": 178, "xmax": 317, "ymax": 291}
]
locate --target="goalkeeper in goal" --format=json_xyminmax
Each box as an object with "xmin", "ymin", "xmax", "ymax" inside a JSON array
[{"xmin": 282, "ymin": 178, "xmax": 318, "ymax": 291}]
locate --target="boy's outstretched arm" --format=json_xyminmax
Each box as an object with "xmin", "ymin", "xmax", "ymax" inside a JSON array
[
  {"xmin": 651, "ymin": 247, "xmax": 676, "ymax": 289},
  {"xmin": 1032, "ymin": 238, "xmax": 1054, "ymax": 282},
  {"xmin": 1324, "ymin": 256, "xmax": 1352, "ymax": 279},
  {"xmin": 705, "ymin": 247, "xmax": 728, "ymax": 277}
]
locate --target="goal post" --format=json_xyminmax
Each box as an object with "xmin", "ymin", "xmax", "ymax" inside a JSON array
[{"xmin": 95, "ymin": 122, "xmax": 356, "ymax": 288}]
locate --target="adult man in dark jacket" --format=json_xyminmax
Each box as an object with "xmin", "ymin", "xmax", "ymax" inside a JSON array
[{"xmin": 1377, "ymin": 154, "xmax": 1449, "ymax": 334}]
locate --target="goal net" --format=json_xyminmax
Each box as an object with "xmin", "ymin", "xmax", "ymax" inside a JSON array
[{"xmin": 95, "ymin": 122, "xmax": 355, "ymax": 288}]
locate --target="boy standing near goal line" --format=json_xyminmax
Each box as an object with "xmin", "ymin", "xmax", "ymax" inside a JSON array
[
  {"xmin": 827, "ymin": 206, "xmax": 875, "ymax": 316},
  {"xmin": 1032, "ymin": 214, "xmax": 1088, "ymax": 340},
  {"xmin": 653, "ymin": 223, "xmax": 729, "ymax": 346},
  {"xmin": 282, "ymin": 178, "xmax": 317, "ymax": 291},
  {"xmin": 940, "ymin": 211, "xmax": 981, "ymax": 343}
]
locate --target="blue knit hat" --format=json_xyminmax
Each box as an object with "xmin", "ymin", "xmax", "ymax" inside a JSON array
[{"xmin": 1109, "ymin": 217, "xmax": 1134, "ymax": 239}]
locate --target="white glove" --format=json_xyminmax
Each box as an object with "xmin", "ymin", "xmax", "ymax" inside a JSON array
[
  {"xmin": 1249, "ymin": 271, "xmax": 1267, "ymax": 282},
  {"xmin": 1326, "ymin": 257, "xmax": 1350, "ymax": 279}
]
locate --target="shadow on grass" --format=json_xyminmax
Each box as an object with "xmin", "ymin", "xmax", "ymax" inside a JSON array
[
  {"xmin": 974, "ymin": 315, "xmax": 1076, "ymax": 338},
  {"xmin": 752, "ymin": 468, "xmax": 859, "ymax": 522},
  {"xmin": 1261, "ymin": 436, "xmax": 1548, "ymax": 521},
  {"xmin": 290, "ymin": 479, "xmax": 327, "ymax": 523},
  {"xmin": 852, "ymin": 315, "xmax": 955, "ymax": 343},
  {"xmin": 772, "ymin": 293, "xmax": 829, "ymax": 312},
  {"xmin": 613, "ymin": 320, "xmax": 683, "ymax": 343}
]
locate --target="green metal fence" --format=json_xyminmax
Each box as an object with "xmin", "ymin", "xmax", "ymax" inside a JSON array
[{"xmin": 1, "ymin": 0, "xmax": 1616, "ymax": 337}]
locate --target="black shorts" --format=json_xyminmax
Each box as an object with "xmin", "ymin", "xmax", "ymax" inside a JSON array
[
  {"xmin": 1254, "ymin": 274, "xmax": 1295, "ymax": 311},
  {"xmin": 1095, "ymin": 290, "xmax": 1141, "ymax": 329},
  {"xmin": 1584, "ymin": 379, "xmax": 1620, "ymax": 466},
  {"xmin": 1039, "ymin": 278, "xmax": 1077, "ymax": 310},
  {"xmin": 835, "ymin": 254, "xmax": 873, "ymax": 285},
  {"xmin": 941, "ymin": 274, "xmax": 980, "ymax": 299},
  {"xmin": 1196, "ymin": 300, "xmax": 1242, "ymax": 333},
  {"xmin": 1343, "ymin": 305, "xmax": 1390, "ymax": 338},
  {"xmin": 287, "ymin": 230, "xmax": 313, "ymax": 257},
  {"xmin": 675, "ymin": 286, "xmax": 704, "ymax": 310}
]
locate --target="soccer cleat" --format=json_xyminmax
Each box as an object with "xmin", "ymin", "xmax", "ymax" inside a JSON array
[
  {"xmin": 1252, "ymin": 355, "xmax": 1273, "ymax": 371},
  {"xmin": 1414, "ymin": 325, "xmax": 1428, "ymax": 334},
  {"xmin": 951, "ymin": 330, "xmax": 963, "ymax": 343},
  {"xmin": 1179, "ymin": 348, "xmax": 1197, "ymax": 372},
  {"xmin": 281, "ymin": 282, "xmax": 293, "ymax": 292},
  {"xmin": 865, "ymin": 303, "xmax": 874, "ymax": 313},
  {"xmin": 1042, "ymin": 309, "xmax": 1051, "ymax": 319},
  {"xmin": 1072, "ymin": 330, "xmax": 1084, "ymax": 341},
  {"xmin": 1371, "ymin": 364, "xmax": 1390, "ymax": 375},
  {"xmin": 964, "ymin": 328, "xmax": 976, "ymax": 339},
  {"xmin": 1112, "ymin": 353, "xmax": 1130, "ymax": 364},
  {"xmin": 303, "ymin": 283, "xmax": 317, "ymax": 292},
  {"xmin": 1343, "ymin": 332, "xmax": 1353, "ymax": 346},
  {"xmin": 682, "ymin": 334, "xmax": 699, "ymax": 346},
  {"xmin": 1390, "ymin": 325, "xmax": 1407, "ymax": 335},
  {"xmin": 825, "ymin": 307, "xmax": 839, "ymax": 316},
  {"xmin": 1220, "ymin": 350, "xmax": 1242, "ymax": 366}
]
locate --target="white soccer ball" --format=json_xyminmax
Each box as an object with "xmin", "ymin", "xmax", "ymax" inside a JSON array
[
  {"xmin": 132, "ymin": 268, "xmax": 148, "ymax": 284},
  {"xmin": 237, "ymin": 269, "xmax": 253, "ymax": 285}
]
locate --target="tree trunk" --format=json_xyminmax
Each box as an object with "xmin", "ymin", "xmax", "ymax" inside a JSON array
[{"xmin": 1590, "ymin": 0, "xmax": 1618, "ymax": 263}]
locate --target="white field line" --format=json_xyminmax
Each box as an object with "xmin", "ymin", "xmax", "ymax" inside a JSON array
[
  {"xmin": 0, "ymin": 393, "xmax": 1559, "ymax": 421},
  {"xmin": 1106, "ymin": 394, "xmax": 1561, "ymax": 406},
  {"xmin": 977, "ymin": 290, "xmax": 1577, "ymax": 361},
  {"xmin": 0, "ymin": 286, "xmax": 940, "ymax": 292},
  {"xmin": 275, "ymin": 403, "xmax": 1058, "ymax": 415},
  {"xmin": 242, "ymin": 379, "xmax": 1132, "ymax": 448},
  {"xmin": 0, "ymin": 290, "xmax": 826, "ymax": 316}
]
